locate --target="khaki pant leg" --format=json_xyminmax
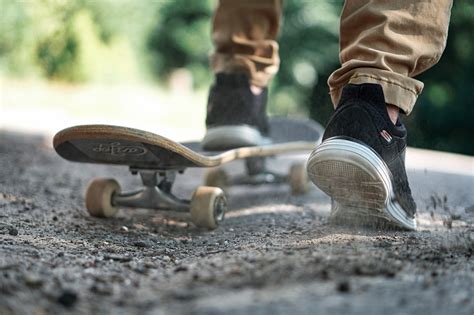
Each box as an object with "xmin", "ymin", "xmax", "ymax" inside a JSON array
[
  {"xmin": 328, "ymin": 0, "xmax": 453, "ymax": 114},
  {"xmin": 210, "ymin": 0, "xmax": 282, "ymax": 87}
]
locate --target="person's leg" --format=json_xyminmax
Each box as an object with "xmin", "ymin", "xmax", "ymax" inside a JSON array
[
  {"xmin": 308, "ymin": 0, "xmax": 453, "ymax": 230},
  {"xmin": 203, "ymin": 0, "xmax": 282, "ymax": 150},
  {"xmin": 211, "ymin": 0, "xmax": 282, "ymax": 89},
  {"xmin": 329, "ymin": 0, "xmax": 453, "ymax": 115}
]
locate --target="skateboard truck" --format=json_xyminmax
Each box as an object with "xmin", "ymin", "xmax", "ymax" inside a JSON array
[
  {"xmin": 113, "ymin": 169, "xmax": 189, "ymax": 212},
  {"xmin": 205, "ymin": 157, "xmax": 309, "ymax": 195},
  {"xmin": 83, "ymin": 157, "xmax": 306, "ymax": 230},
  {"xmin": 230, "ymin": 157, "xmax": 287, "ymax": 186},
  {"xmin": 84, "ymin": 168, "xmax": 226, "ymax": 229}
]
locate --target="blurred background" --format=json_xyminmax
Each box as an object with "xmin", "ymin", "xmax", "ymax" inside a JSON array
[{"xmin": 1, "ymin": 0, "xmax": 472, "ymax": 154}]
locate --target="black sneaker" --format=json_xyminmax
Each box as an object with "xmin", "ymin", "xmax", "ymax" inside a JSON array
[
  {"xmin": 307, "ymin": 83, "xmax": 417, "ymax": 230},
  {"xmin": 202, "ymin": 73, "xmax": 270, "ymax": 151}
]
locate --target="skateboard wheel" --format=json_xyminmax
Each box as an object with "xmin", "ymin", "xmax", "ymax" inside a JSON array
[
  {"xmin": 289, "ymin": 162, "xmax": 309, "ymax": 195},
  {"xmin": 204, "ymin": 168, "xmax": 228, "ymax": 190},
  {"xmin": 85, "ymin": 178, "xmax": 121, "ymax": 217},
  {"xmin": 190, "ymin": 186, "xmax": 227, "ymax": 229}
]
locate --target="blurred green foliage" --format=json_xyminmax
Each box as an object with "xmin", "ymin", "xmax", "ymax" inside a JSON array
[
  {"xmin": 147, "ymin": 0, "xmax": 214, "ymax": 88},
  {"xmin": 0, "ymin": 1, "xmax": 472, "ymax": 154},
  {"xmin": 0, "ymin": 0, "xmax": 159, "ymax": 82},
  {"xmin": 403, "ymin": 3, "xmax": 474, "ymax": 155},
  {"xmin": 270, "ymin": 1, "xmax": 342, "ymax": 118}
]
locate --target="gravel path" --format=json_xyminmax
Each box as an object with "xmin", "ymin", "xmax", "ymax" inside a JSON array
[{"xmin": 0, "ymin": 131, "xmax": 472, "ymax": 315}]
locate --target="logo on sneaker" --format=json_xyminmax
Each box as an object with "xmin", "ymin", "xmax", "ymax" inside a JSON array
[
  {"xmin": 93, "ymin": 142, "xmax": 147, "ymax": 156},
  {"xmin": 380, "ymin": 130, "xmax": 393, "ymax": 143}
]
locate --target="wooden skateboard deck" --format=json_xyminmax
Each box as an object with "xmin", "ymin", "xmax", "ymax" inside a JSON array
[
  {"xmin": 52, "ymin": 117, "xmax": 324, "ymax": 229},
  {"xmin": 53, "ymin": 117, "xmax": 324, "ymax": 170}
]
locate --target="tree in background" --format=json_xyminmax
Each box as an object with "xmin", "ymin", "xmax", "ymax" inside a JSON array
[
  {"xmin": 147, "ymin": 0, "xmax": 214, "ymax": 88},
  {"xmin": 403, "ymin": 3, "xmax": 474, "ymax": 155},
  {"xmin": 0, "ymin": 1, "xmax": 472, "ymax": 154},
  {"xmin": 269, "ymin": 1, "xmax": 342, "ymax": 119},
  {"xmin": 0, "ymin": 0, "xmax": 159, "ymax": 82}
]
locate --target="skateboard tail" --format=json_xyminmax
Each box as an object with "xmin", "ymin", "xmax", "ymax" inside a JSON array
[{"xmin": 53, "ymin": 125, "xmax": 211, "ymax": 169}]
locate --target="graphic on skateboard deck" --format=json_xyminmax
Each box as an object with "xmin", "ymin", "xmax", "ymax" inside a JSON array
[{"xmin": 54, "ymin": 117, "xmax": 324, "ymax": 229}]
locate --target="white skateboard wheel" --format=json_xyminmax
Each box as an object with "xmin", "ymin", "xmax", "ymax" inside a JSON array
[
  {"xmin": 289, "ymin": 162, "xmax": 309, "ymax": 195},
  {"xmin": 190, "ymin": 186, "xmax": 226, "ymax": 229},
  {"xmin": 85, "ymin": 178, "xmax": 121, "ymax": 217},
  {"xmin": 204, "ymin": 168, "xmax": 229, "ymax": 190}
]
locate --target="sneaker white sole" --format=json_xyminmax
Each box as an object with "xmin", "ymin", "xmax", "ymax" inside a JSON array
[
  {"xmin": 307, "ymin": 138, "xmax": 416, "ymax": 230},
  {"xmin": 202, "ymin": 125, "xmax": 268, "ymax": 151}
]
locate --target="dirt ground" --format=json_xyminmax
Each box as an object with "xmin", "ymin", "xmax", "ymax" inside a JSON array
[{"xmin": 0, "ymin": 130, "xmax": 473, "ymax": 315}]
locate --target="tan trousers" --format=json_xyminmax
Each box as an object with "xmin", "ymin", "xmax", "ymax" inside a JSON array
[{"xmin": 211, "ymin": 0, "xmax": 453, "ymax": 114}]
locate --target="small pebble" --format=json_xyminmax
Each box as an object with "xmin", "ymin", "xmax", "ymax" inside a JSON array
[
  {"xmin": 171, "ymin": 290, "xmax": 196, "ymax": 301},
  {"xmin": 104, "ymin": 254, "xmax": 132, "ymax": 262},
  {"xmin": 8, "ymin": 228, "xmax": 18, "ymax": 236},
  {"xmin": 174, "ymin": 265, "xmax": 188, "ymax": 273},
  {"xmin": 337, "ymin": 281, "xmax": 351, "ymax": 293},
  {"xmin": 133, "ymin": 241, "xmax": 148, "ymax": 248},
  {"xmin": 24, "ymin": 275, "xmax": 43, "ymax": 288},
  {"xmin": 450, "ymin": 214, "xmax": 461, "ymax": 220},
  {"xmin": 57, "ymin": 290, "xmax": 78, "ymax": 307},
  {"xmin": 120, "ymin": 226, "xmax": 129, "ymax": 232},
  {"xmin": 90, "ymin": 284, "xmax": 113, "ymax": 296}
]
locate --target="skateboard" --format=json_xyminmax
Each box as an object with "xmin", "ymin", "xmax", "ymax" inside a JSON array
[{"xmin": 53, "ymin": 117, "xmax": 324, "ymax": 229}]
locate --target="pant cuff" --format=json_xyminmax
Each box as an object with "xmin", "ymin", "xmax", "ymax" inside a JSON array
[
  {"xmin": 210, "ymin": 54, "xmax": 278, "ymax": 87},
  {"xmin": 329, "ymin": 68, "xmax": 424, "ymax": 115}
]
